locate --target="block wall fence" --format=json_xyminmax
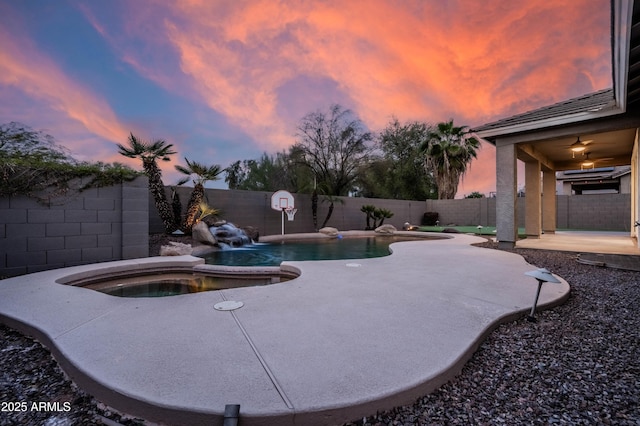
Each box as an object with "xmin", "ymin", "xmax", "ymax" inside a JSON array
[
  {"xmin": 0, "ymin": 177, "xmax": 149, "ymax": 278},
  {"xmin": 150, "ymin": 188, "xmax": 632, "ymax": 235},
  {"xmin": 1, "ymin": 180, "xmax": 630, "ymax": 277}
]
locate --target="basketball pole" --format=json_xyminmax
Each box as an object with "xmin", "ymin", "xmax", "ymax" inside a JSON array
[{"xmin": 281, "ymin": 208, "xmax": 285, "ymax": 235}]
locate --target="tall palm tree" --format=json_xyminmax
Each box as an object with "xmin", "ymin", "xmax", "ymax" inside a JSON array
[
  {"xmin": 117, "ymin": 133, "xmax": 176, "ymax": 233},
  {"xmin": 421, "ymin": 120, "xmax": 480, "ymax": 199},
  {"xmin": 175, "ymin": 158, "xmax": 223, "ymax": 233}
]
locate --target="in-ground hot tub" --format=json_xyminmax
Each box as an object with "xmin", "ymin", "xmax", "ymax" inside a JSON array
[{"xmin": 56, "ymin": 258, "xmax": 300, "ymax": 298}]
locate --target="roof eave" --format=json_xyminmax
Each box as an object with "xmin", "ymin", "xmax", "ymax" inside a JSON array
[{"xmin": 475, "ymin": 107, "xmax": 624, "ymax": 142}]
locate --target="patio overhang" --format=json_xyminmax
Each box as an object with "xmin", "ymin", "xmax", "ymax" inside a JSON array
[{"xmin": 471, "ymin": 0, "xmax": 640, "ymax": 250}]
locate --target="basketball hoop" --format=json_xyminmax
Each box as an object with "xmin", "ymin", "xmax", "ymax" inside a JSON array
[{"xmin": 284, "ymin": 207, "xmax": 297, "ymax": 221}]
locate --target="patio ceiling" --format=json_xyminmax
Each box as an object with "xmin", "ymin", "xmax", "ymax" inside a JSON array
[{"xmin": 516, "ymin": 127, "xmax": 637, "ymax": 172}]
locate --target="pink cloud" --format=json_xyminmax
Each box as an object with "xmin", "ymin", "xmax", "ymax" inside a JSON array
[
  {"xmin": 0, "ymin": 26, "xmax": 131, "ymax": 161},
  {"xmin": 3, "ymin": 0, "xmax": 612, "ymax": 196},
  {"xmin": 139, "ymin": 0, "xmax": 610, "ymax": 135}
]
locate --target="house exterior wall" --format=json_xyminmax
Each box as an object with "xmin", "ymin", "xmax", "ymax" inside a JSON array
[{"xmin": 0, "ymin": 177, "xmax": 148, "ymax": 278}]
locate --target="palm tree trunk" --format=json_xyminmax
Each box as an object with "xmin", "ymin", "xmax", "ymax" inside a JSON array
[
  {"xmin": 144, "ymin": 160, "xmax": 175, "ymax": 233},
  {"xmin": 171, "ymin": 188, "xmax": 182, "ymax": 231},
  {"xmin": 183, "ymin": 183, "xmax": 204, "ymax": 233}
]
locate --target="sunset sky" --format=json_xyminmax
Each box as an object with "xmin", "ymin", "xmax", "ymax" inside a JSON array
[{"xmin": 0, "ymin": 0, "xmax": 612, "ymax": 197}]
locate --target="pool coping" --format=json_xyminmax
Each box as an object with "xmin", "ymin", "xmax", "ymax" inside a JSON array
[{"xmin": 0, "ymin": 232, "xmax": 570, "ymax": 425}]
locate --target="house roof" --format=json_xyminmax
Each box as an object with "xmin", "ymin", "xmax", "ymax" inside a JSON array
[
  {"xmin": 472, "ymin": 89, "xmax": 617, "ymax": 136},
  {"xmin": 556, "ymin": 165, "xmax": 631, "ymax": 182}
]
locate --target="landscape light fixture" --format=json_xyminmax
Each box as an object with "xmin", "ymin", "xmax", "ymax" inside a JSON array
[{"xmin": 524, "ymin": 268, "xmax": 561, "ymax": 322}]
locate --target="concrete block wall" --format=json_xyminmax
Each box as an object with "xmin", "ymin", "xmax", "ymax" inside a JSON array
[
  {"xmin": 556, "ymin": 194, "xmax": 631, "ymax": 231},
  {"xmin": 151, "ymin": 189, "xmax": 631, "ymax": 236},
  {"xmin": 151, "ymin": 188, "xmax": 428, "ymax": 235},
  {"xmin": 0, "ymin": 177, "xmax": 148, "ymax": 278}
]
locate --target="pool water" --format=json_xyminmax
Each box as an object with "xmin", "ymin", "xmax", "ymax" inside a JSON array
[{"xmin": 201, "ymin": 236, "xmax": 425, "ymax": 266}]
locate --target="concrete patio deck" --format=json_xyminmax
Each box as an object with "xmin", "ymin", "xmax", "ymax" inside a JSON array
[
  {"xmin": 0, "ymin": 233, "xmax": 570, "ymax": 426},
  {"xmin": 515, "ymin": 230, "xmax": 640, "ymax": 255}
]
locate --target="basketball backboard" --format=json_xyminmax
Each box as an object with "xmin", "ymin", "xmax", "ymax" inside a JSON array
[{"xmin": 271, "ymin": 190, "xmax": 294, "ymax": 211}]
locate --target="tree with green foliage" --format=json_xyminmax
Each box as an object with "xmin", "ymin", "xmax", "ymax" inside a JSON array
[
  {"xmin": 117, "ymin": 133, "xmax": 177, "ymax": 234},
  {"xmin": 175, "ymin": 158, "xmax": 223, "ymax": 233},
  {"xmin": 358, "ymin": 118, "xmax": 436, "ymax": 200},
  {"xmin": 1, "ymin": 122, "xmax": 139, "ymax": 200},
  {"xmin": 294, "ymin": 104, "xmax": 372, "ymax": 197},
  {"xmin": 295, "ymin": 104, "xmax": 372, "ymax": 227},
  {"xmin": 465, "ymin": 191, "xmax": 485, "ymax": 198},
  {"xmin": 224, "ymin": 151, "xmax": 303, "ymax": 192},
  {"xmin": 421, "ymin": 119, "xmax": 480, "ymax": 199}
]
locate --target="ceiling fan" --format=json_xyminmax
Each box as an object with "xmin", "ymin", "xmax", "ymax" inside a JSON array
[
  {"xmin": 569, "ymin": 136, "xmax": 593, "ymax": 158},
  {"xmin": 579, "ymin": 152, "xmax": 614, "ymax": 170}
]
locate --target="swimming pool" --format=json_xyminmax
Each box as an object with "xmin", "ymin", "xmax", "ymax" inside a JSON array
[
  {"xmin": 200, "ymin": 235, "xmax": 431, "ymax": 266},
  {"xmin": 62, "ymin": 234, "xmax": 438, "ymax": 297}
]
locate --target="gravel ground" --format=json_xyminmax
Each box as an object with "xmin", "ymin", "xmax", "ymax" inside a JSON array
[{"xmin": 1, "ymin": 239, "xmax": 639, "ymax": 425}]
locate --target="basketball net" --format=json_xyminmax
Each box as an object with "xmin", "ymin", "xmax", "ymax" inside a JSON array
[{"xmin": 285, "ymin": 207, "xmax": 297, "ymax": 221}]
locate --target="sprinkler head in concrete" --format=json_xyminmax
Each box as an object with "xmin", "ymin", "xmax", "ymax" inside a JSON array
[{"xmin": 525, "ymin": 268, "xmax": 561, "ymax": 322}]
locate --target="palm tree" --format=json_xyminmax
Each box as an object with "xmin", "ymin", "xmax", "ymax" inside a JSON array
[
  {"xmin": 421, "ymin": 120, "xmax": 480, "ymax": 199},
  {"xmin": 373, "ymin": 207, "xmax": 394, "ymax": 227},
  {"xmin": 117, "ymin": 133, "xmax": 176, "ymax": 233},
  {"xmin": 175, "ymin": 158, "xmax": 223, "ymax": 233},
  {"xmin": 360, "ymin": 204, "xmax": 376, "ymax": 230}
]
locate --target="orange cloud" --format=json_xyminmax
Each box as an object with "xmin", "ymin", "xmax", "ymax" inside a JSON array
[
  {"xmin": 133, "ymin": 0, "xmax": 611, "ymax": 146},
  {"xmin": 4, "ymin": 0, "xmax": 609, "ymax": 194}
]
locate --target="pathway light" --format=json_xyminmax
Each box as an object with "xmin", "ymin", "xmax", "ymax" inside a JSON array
[{"xmin": 524, "ymin": 268, "xmax": 561, "ymax": 322}]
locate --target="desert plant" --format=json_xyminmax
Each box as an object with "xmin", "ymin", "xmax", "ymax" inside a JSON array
[
  {"xmin": 175, "ymin": 158, "xmax": 223, "ymax": 233},
  {"xmin": 196, "ymin": 202, "xmax": 220, "ymax": 223},
  {"xmin": 372, "ymin": 207, "xmax": 394, "ymax": 227},
  {"xmin": 360, "ymin": 204, "xmax": 377, "ymax": 230},
  {"xmin": 1, "ymin": 122, "xmax": 139, "ymax": 200}
]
